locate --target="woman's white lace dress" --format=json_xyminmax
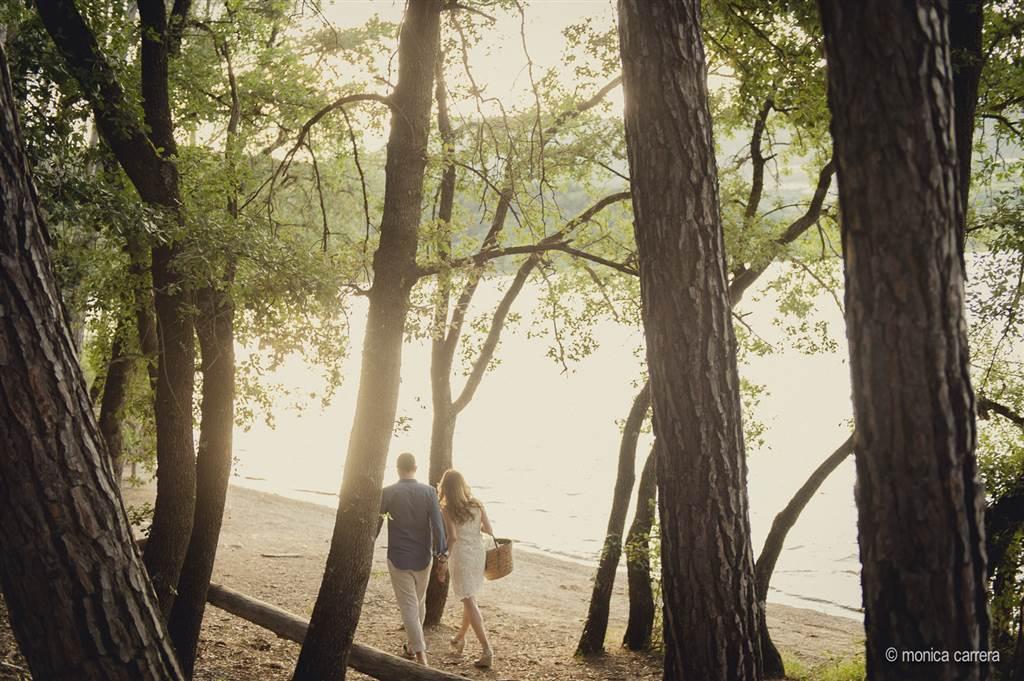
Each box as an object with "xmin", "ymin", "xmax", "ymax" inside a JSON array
[{"xmin": 450, "ymin": 507, "xmax": 486, "ymax": 600}]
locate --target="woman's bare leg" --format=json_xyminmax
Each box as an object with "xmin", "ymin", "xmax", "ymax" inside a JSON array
[
  {"xmin": 455, "ymin": 600, "xmax": 471, "ymax": 642},
  {"xmin": 462, "ymin": 596, "xmax": 491, "ymax": 653}
]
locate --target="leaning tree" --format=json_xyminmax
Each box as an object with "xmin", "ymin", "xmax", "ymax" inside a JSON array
[
  {"xmin": 291, "ymin": 2, "xmax": 444, "ymax": 679},
  {"xmin": 35, "ymin": 0, "xmax": 197, "ymax": 615},
  {"xmin": 0, "ymin": 42, "xmax": 184, "ymax": 681}
]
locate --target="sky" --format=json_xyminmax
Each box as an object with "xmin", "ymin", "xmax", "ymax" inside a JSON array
[{"xmin": 318, "ymin": 0, "xmax": 624, "ymax": 114}]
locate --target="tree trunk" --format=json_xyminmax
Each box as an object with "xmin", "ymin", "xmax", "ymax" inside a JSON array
[
  {"xmin": 623, "ymin": 444, "xmax": 657, "ymax": 651},
  {"xmin": 0, "ymin": 43, "xmax": 183, "ymax": 680},
  {"xmin": 754, "ymin": 434, "xmax": 855, "ymax": 678},
  {"xmin": 818, "ymin": 2, "xmax": 990, "ymax": 679},
  {"xmin": 291, "ymin": 3, "xmax": 442, "ymax": 679},
  {"xmin": 168, "ymin": 34, "xmax": 242, "ymax": 674},
  {"xmin": 949, "ymin": 0, "xmax": 985, "ymax": 255},
  {"xmin": 35, "ymin": 0, "xmax": 197, "ymax": 616},
  {"xmin": 577, "ymin": 382, "xmax": 651, "ymax": 655},
  {"xmin": 168, "ymin": 286, "xmax": 235, "ymax": 676},
  {"xmin": 423, "ymin": 405, "xmax": 455, "ymax": 626},
  {"xmin": 136, "ymin": 0, "xmax": 197, "ymax": 617},
  {"xmin": 617, "ymin": 2, "xmax": 763, "ymax": 679},
  {"xmin": 421, "ymin": 42, "xmax": 458, "ymax": 629},
  {"xmin": 97, "ymin": 317, "xmax": 134, "ymax": 479},
  {"xmin": 125, "ymin": 233, "xmax": 159, "ymax": 394}
]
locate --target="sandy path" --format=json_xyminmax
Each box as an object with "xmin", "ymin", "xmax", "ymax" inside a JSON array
[
  {"xmin": 133, "ymin": 483, "xmax": 862, "ymax": 680},
  {"xmin": 0, "ymin": 483, "xmax": 862, "ymax": 680}
]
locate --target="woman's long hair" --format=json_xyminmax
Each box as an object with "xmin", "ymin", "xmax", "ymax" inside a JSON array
[{"xmin": 439, "ymin": 469, "xmax": 481, "ymax": 525}]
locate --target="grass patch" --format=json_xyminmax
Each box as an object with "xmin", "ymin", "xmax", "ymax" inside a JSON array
[
  {"xmin": 779, "ymin": 651, "xmax": 809, "ymax": 679},
  {"xmin": 778, "ymin": 652, "xmax": 865, "ymax": 681}
]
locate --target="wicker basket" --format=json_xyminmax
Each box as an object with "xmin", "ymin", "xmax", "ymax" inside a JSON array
[{"xmin": 484, "ymin": 537, "xmax": 513, "ymax": 581}]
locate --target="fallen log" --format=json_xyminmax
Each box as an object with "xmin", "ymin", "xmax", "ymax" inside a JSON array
[{"xmin": 206, "ymin": 583, "xmax": 471, "ymax": 681}]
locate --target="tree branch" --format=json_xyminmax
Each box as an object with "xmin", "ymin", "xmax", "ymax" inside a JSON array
[
  {"xmin": 978, "ymin": 397, "xmax": 1024, "ymax": 430},
  {"xmin": 442, "ymin": 0, "xmax": 496, "ymax": 22},
  {"xmin": 35, "ymin": 0, "xmax": 165, "ymax": 201},
  {"xmin": 744, "ymin": 98, "xmax": 773, "ymax": 224},
  {"xmin": 552, "ymin": 245, "xmax": 638, "ymax": 276},
  {"xmin": 416, "ymin": 191, "xmax": 631, "ymax": 277},
  {"xmin": 728, "ymin": 159, "xmax": 835, "ymax": 305},
  {"xmin": 452, "ymin": 254, "xmax": 541, "ymax": 413},
  {"xmin": 167, "ymin": 0, "xmax": 193, "ymax": 55},
  {"xmin": 543, "ymin": 76, "xmax": 623, "ymax": 138},
  {"xmin": 241, "ymin": 92, "xmax": 392, "ymax": 210}
]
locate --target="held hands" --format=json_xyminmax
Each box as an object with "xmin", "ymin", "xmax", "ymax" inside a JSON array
[{"xmin": 435, "ymin": 555, "xmax": 449, "ymax": 583}]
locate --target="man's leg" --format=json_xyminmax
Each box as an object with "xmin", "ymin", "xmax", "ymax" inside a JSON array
[
  {"xmin": 388, "ymin": 560, "xmax": 428, "ymax": 664},
  {"xmin": 414, "ymin": 562, "xmax": 431, "ymax": 627}
]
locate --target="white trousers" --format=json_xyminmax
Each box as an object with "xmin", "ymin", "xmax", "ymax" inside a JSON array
[{"xmin": 388, "ymin": 559, "xmax": 432, "ymax": 653}]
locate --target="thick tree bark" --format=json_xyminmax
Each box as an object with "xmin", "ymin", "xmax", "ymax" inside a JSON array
[
  {"xmin": 819, "ymin": 2, "xmax": 990, "ymax": 679},
  {"xmin": 36, "ymin": 0, "xmax": 197, "ymax": 615},
  {"xmin": 753, "ymin": 434, "xmax": 855, "ymax": 678},
  {"xmin": 577, "ymin": 383, "xmax": 651, "ymax": 655},
  {"xmin": 97, "ymin": 317, "xmax": 134, "ymax": 479},
  {"xmin": 291, "ymin": 3, "xmax": 442, "ymax": 679},
  {"xmin": 618, "ymin": 2, "xmax": 763, "ymax": 679},
  {"xmin": 623, "ymin": 444, "xmax": 657, "ymax": 651},
  {"xmin": 168, "ymin": 286, "xmax": 235, "ymax": 676},
  {"xmin": 0, "ymin": 44, "xmax": 183, "ymax": 680}
]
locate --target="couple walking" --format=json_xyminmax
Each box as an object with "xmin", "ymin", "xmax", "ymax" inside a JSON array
[{"xmin": 378, "ymin": 452, "xmax": 495, "ymax": 669}]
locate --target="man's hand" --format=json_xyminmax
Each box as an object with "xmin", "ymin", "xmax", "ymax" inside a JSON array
[{"xmin": 435, "ymin": 557, "xmax": 448, "ymax": 583}]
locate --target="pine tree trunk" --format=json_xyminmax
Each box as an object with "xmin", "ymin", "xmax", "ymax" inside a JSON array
[
  {"xmin": 0, "ymin": 44, "xmax": 183, "ymax": 680},
  {"xmin": 819, "ymin": 3, "xmax": 990, "ymax": 679},
  {"xmin": 617, "ymin": 2, "xmax": 763, "ymax": 679},
  {"xmin": 168, "ymin": 286, "xmax": 235, "ymax": 676},
  {"xmin": 291, "ymin": 3, "xmax": 442, "ymax": 679},
  {"xmin": 577, "ymin": 383, "xmax": 650, "ymax": 655},
  {"xmin": 623, "ymin": 444, "xmax": 657, "ymax": 651}
]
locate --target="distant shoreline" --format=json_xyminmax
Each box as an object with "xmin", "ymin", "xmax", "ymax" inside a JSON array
[
  {"xmin": 116, "ymin": 480, "xmax": 863, "ymax": 678},
  {"xmin": 226, "ymin": 476, "xmax": 864, "ymax": 621}
]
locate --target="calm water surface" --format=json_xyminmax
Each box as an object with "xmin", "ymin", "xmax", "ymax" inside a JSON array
[{"xmin": 233, "ymin": 264, "xmax": 862, "ymax": 618}]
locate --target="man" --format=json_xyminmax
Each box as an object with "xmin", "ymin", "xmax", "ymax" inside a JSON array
[{"xmin": 379, "ymin": 452, "xmax": 448, "ymax": 666}]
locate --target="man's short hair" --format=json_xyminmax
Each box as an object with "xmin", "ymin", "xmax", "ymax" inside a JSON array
[{"xmin": 396, "ymin": 452, "xmax": 417, "ymax": 473}]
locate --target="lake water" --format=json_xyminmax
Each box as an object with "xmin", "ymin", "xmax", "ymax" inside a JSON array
[{"xmin": 233, "ymin": 262, "xmax": 863, "ymax": 619}]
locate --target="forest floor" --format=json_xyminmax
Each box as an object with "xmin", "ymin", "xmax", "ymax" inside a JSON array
[{"xmin": 0, "ymin": 483, "xmax": 863, "ymax": 680}]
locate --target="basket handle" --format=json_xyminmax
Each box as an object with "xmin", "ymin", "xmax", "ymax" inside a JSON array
[{"xmin": 491, "ymin": 535, "xmax": 499, "ymax": 550}]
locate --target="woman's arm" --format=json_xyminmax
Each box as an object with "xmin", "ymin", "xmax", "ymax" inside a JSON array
[
  {"xmin": 442, "ymin": 508, "xmax": 458, "ymax": 548},
  {"xmin": 480, "ymin": 504, "xmax": 494, "ymax": 536}
]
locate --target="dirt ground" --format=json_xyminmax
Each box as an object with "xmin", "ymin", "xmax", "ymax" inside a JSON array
[{"xmin": 0, "ymin": 483, "xmax": 862, "ymax": 680}]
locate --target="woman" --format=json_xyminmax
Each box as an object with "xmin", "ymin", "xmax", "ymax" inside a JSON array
[{"xmin": 437, "ymin": 469, "xmax": 494, "ymax": 668}]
